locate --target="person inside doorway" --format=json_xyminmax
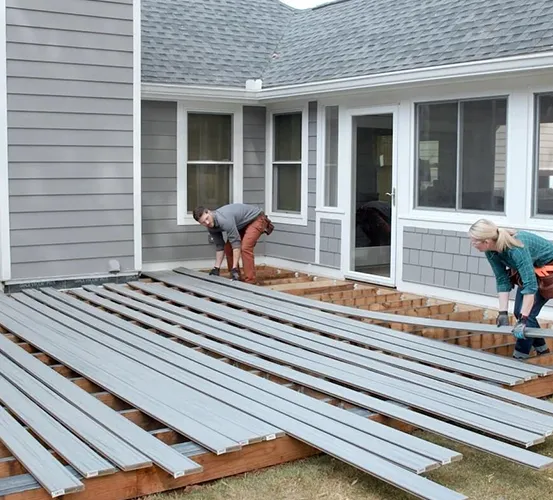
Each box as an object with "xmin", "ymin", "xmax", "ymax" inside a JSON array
[
  {"xmin": 193, "ymin": 203, "xmax": 273, "ymax": 284},
  {"xmin": 468, "ymin": 219, "xmax": 553, "ymax": 359}
]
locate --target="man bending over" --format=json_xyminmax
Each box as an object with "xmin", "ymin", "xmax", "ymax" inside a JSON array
[{"xmin": 193, "ymin": 203, "xmax": 273, "ymax": 283}]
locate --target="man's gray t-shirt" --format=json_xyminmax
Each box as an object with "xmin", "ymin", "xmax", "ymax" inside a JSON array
[{"xmin": 208, "ymin": 203, "xmax": 262, "ymax": 250}]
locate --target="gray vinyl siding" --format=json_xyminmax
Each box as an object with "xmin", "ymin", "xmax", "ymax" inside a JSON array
[
  {"xmin": 141, "ymin": 102, "xmax": 268, "ymax": 263},
  {"xmin": 402, "ymin": 226, "xmax": 501, "ymax": 296},
  {"xmin": 319, "ymin": 219, "xmax": 341, "ymax": 268},
  {"xmin": 242, "ymin": 106, "xmax": 266, "ymax": 255},
  {"xmin": 141, "ymin": 100, "xmax": 209, "ymax": 262},
  {"xmin": 7, "ymin": 0, "xmax": 135, "ymax": 280},
  {"xmin": 264, "ymin": 101, "xmax": 317, "ymax": 263}
]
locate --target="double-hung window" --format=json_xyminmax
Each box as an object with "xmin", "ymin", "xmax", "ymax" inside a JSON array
[
  {"xmin": 267, "ymin": 105, "xmax": 308, "ymax": 225},
  {"xmin": 415, "ymin": 97, "xmax": 507, "ymax": 213},
  {"xmin": 177, "ymin": 103, "xmax": 242, "ymax": 224}
]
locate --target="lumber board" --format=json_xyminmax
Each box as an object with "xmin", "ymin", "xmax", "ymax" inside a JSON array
[
  {"xmin": 172, "ymin": 268, "xmax": 553, "ymax": 339},
  {"xmin": 139, "ymin": 274, "xmax": 553, "ymax": 412},
  {"xmin": 0, "ymin": 301, "xmax": 274, "ymax": 452},
  {"xmin": 166, "ymin": 269, "xmax": 551, "ymax": 378},
  {"xmin": 0, "ymin": 335, "xmax": 200, "ymax": 479},
  {"xmin": 0, "ymin": 302, "xmax": 246, "ymax": 456},
  {"xmin": 75, "ymin": 286, "xmax": 547, "ymax": 447},
  {"xmin": 0, "ymin": 356, "xmax": 151, "ymax": 472},
  {"xmin": 66, "ymin": 298, "xmax": 550, "ymax": 470},
  {"xmin": 30, "ymin": 290, "xmax": 456, "ymax": 464},
  {"xmin": 116, "ymin": 282, "xmax": 553, "ymax": 434},
  {"xmin": 0, "ymin": 374, "xmax": 115, "ymax": 479},
  {"xmin": 129, "ymin": 282, "xmax": 537, "ymax": 385},
  {"xmin": 16, "ymin": 292, "xmax": 443, "ymax": 475},
  {"xmin": 9, "ymin": 295, "xmax": 282, "ymax": 447},
  {"xmin": 1, "ymin": 305, "xmax": 470, "ymax": 498},
  {"xmin": 37, "ymin": 288, "xmax": 553, "ymax": 469},
  {"xmin": 0, "ymin": 407, "xmax": 84, "ymax": 497},
  {"xmin": 139, "ymin": 275, "xmax": 535, "ymax": 384}
]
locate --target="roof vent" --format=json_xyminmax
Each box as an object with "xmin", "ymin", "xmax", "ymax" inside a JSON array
[{"xmin": 245, "ymin": 79, "xmax": 262, "ymax": 91}]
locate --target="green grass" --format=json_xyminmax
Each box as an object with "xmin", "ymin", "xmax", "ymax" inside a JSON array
[{"xmin": 142, "ymin": 428, "xmax": 553, "ymax": 500}]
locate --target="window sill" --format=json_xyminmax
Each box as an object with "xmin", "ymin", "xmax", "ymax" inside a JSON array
[
  {"xmin": 266, "ymin": 211, "xmax": 308, "ymax": 226},
  {"xmin": 177, "ymin": 215, "xmax": 201, "ymax": 226},
  {"xmin": 522, "ymin": 218, "xmax": 553, "ymax": 235},
  {"xmin": 401, "ymin": 209, "xmax": 510, "ymax": 227}
]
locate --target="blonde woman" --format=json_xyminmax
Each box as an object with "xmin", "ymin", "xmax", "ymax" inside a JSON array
[{"xmin": 468, "ymin": 219, "xmax": 553, "ymax": 359}]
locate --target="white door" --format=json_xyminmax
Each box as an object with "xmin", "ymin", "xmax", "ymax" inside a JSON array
[{"xmin": 340, "ymin": 105, "xmax": 398, "ymax": 287}]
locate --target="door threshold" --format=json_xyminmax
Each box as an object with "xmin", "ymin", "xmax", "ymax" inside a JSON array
[{"xmin": 343, "ymin": 270, "xmax": 396, "ymax": 288}]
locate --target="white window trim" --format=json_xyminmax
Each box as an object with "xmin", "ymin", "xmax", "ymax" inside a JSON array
[
  {"xmin": 410, "ymin": 94, "xmax": 510, "ymax": 221},
  {"xmin": 132, "ymin": 0, "xmax": 142, "ymax": 271},
  {"xmin": 176, "ymin": 101, "xmax": 243, "ymax": 225},
  {"xmin": 265, "ymin": 103, "xmax": 309, "ymax": 226},
  {"xmin": 0, "ymin": 0, "xmax": 10, "ymax": 282},
  {"xmin": 526, "ymin": 87, "xmax": 553, "ymax": 228},
  {"xmin": 316, "ymin": 103, "xmax": 343, "ymax": 214}
]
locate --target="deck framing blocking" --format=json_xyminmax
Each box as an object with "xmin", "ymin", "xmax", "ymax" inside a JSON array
[{"xmin": 2, "ymin": 265, "xmax": 553, "ymax": 500}]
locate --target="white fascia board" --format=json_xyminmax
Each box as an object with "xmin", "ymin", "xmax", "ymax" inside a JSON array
[
  {"xmin": 142, "ymin": 52, "xmax": 553, "ymax": 104},
  {"xmin": 141, "ymin": 82, "xmax": 260, "ymax": 104},
  {"xmin": 259, "ymin": 52, "xmax": 553, "ymax": 101}
]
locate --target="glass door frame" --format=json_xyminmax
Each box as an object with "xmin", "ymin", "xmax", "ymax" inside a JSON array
[{"xmin": 339, "ymin": 105, "xmax": 399, "ymax": 287}]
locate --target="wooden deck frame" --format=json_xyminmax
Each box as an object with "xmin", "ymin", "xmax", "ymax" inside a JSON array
[{"xmin": 2, "ymin": 264, "xmax": 553, "ymax": 500}]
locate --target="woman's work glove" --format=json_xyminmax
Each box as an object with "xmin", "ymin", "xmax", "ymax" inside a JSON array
[
  {"xmin": 496, "ymin": 311, "xmax": 509, "ymax": 327},
  {"xmin": 512, "ymin": 317, "xmax": 528, "ymax": 339}
]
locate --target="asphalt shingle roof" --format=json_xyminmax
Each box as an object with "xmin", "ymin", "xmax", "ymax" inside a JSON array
[
  {"xmin": 141, "ymin": 0, "xmax": 294, "ymax": 86},
  {"xmin": 142, "ymin": 0, "xmax": 553, "ymax": 88}
]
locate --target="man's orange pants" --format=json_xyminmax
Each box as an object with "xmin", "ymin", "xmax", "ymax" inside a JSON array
[{"xmin": 224, "ymin": 214, "xmax": 267, "ymax": 283}]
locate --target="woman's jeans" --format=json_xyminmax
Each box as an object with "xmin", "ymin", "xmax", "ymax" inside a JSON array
[{"xmin": 513, "ymin": 288, "xmax": 550, "ymax": 358}]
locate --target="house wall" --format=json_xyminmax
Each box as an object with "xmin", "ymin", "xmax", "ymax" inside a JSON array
[
  {"xmin": 402, "ymin": 226, "xmax": 499, "ymax": 296},
  {"xmin": 392, "ymin": 74, "xmax": 553, "ymax": 312},
  {"xmin": 301, "ymin": 72, "xmax": 553, "ymax": 314},
  {"xmin": 141, "ymin": 101, "xmax": 269, "ymax": 265},
  {"xmin": 319, "ymin": 218, "xmax": 341, "ymax": 268},
  {"xmin": 6, "ymin": 0, "xmax": 135, "ymax": 280},
  {"xmin": 264, "ymin": 101, "xmax": 317, "ymax": 263}
]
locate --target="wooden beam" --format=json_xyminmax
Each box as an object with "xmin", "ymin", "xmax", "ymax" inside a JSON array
[{"xmin": 0, "ymin": 437, "xmax": 318, "ymax": 500}]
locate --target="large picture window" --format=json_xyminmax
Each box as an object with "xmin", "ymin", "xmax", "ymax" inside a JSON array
[
  {"xmin": 416, "ymin": 98, "xmax": 507, "ymax": 212},
  {"xmin": 272, "ymin": 112, "xmax": 302, "ymax": 213},
  {"xmin": 533, "ymin": 93, "xmax": 553, "ymax": 216}
]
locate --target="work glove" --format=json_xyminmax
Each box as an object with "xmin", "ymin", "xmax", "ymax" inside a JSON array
[
  {"xmin": 512, "ymin": 317, "xmax": 527, "ymax": 339},
  {"xmin": 230, "ymin": 268, "xmax": 240, "ymax": 281},
  {"xmin": 209, "ymin": 267, "xmax": 220, "ymax": 276},
  {"xmin": 496, "ymin": 311, "xmax": 509, "ymax": 327}
]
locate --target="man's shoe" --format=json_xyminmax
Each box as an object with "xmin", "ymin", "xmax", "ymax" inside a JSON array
[{"xmin": 536, "ymin": 348, "xmax": 551, "ymax": 356}]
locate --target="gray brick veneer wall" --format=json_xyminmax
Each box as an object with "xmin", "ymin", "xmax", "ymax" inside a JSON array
[
  {"xmin": 320, "ymin": 219, "xmax": 341, "ymax": 268},
  {"xmin": 402, "ymin": 227, "xmax": 499, "ymax": 296}
]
